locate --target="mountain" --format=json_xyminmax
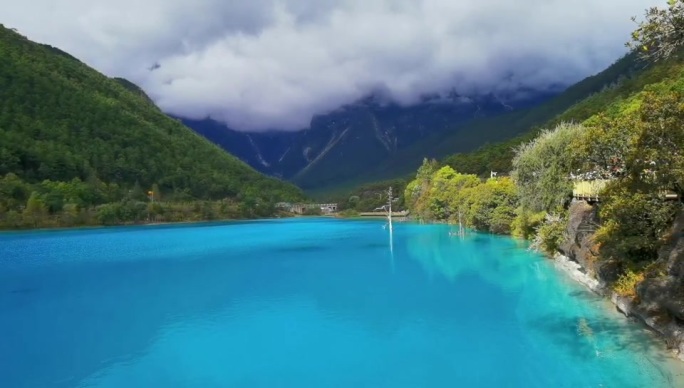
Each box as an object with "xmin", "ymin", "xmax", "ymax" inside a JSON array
[
  {"xmin": 183, "ymin": 91, "xmax": 554, "ymax": 191},
  {"xmin": 183, "ymin": 54, "xmax": 643, "ymax": 193},
  {"xmin": 0, "ymin": 25, "xmax": 303, "ymax": 228}
]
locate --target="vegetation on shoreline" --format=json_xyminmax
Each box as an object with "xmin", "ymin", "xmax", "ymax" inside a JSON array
[
  {"xmin": 0, "ymin": 26, "xmax": 304, "ymax": 229},
  {"xmin": 404, "ymin": 2, "xmax": 684, "ymax": 297},
  {"xmin": 405, "ymin": 90, "xmax": 683, "ymax": 295},
  {"xmin": 404, "ymin": 159, "xmax": 518, "ymax": 235}
]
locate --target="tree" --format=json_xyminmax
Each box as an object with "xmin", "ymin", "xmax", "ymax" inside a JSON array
[
  {"xmin": 404, "ymin": 158, "xmax": 440, "ymax": 220},
  {"xmin": 61, "ymin": 203, "xmax": 81, "ymax": 226},
  {"xmin": 596, "ymin": 183, "xmax": 679, "ymax": 263},
  {"xmin": 149, "ymin": 183, "xmax": 161, "ymax": 202},
  {"xmin": 23, "ymin": 191, "xmax": 48, "ymax": 227},
  {"xmin": 462, "ymin": 177, "xmax": 518, "ymax": 234},
  {"xmin": 628, "ymin": 0, "xmax": 684, "ymax": 62},
  {"xmin": 578, "ymin": 113, "xmax": 638, "ymax": 179},
  {"xmin": 629, "ymin": 91, "xmax": 684, "ymax": 196},
  {"xmin": 512, "ymin": 123, "xmax": 584, "ymax": 213},
  {"xmin": 428, "ymin": 166, "xmax": 458, "ymax": 219}
]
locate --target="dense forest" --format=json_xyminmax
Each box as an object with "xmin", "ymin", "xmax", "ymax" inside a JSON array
[
  {"xmin": 404, "ymin": 2, "xmax": 684, "ymax": 299},
  {"xmin": 0, "ymin": 26, "xmax": 304, "ymax": 229}
]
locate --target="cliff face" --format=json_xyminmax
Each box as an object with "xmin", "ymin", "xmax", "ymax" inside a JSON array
[
  {"xmin": 560, "ymin": 200, "xmax": 684, "ymax": 360},
  {"xmin": 560, "ymin": 201, "xmax": 600, "ymax": 278},
  {"xmin": 634, "ymin": 211, "xmax": 684, "ymax": 357}
]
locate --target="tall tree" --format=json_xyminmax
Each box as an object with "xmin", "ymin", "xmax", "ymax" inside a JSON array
[
  {"xmin": 23, "ymin": 192, "xmax": 48, "ymax": 227},
  {"xmin": 628, "ymin": 0, "xmax": 684, "ymax": 61},
  {"xmin": 512, "ymin": 123, "xmax": 584, "ymax": 213}
]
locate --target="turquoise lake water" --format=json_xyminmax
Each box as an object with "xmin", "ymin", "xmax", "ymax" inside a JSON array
[{"xmin": 1, "ymin": 218, "xmax": 682, "ymax": 387}]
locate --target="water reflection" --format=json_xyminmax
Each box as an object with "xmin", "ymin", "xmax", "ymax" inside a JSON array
[
  {"xmin": 401, "ymin": 224, "xmax": 683, "ymax": 386},
  {"xmin": 403, "ymin": 225, "xmax": 536, "ymax": 292}
]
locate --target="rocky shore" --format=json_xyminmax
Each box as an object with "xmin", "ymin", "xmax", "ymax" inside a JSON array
[{"xmin": 556, "ymin": 201, "xmax": 684, "ymax": 361}]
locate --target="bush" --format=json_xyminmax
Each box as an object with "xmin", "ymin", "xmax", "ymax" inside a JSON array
[
  {"xmin": 302, "ymin": 207, "xmax": 323, "ymax": 216},
  {"xmin": 511, "ymin": 209, "xmax": 547, "ymax": 240},
  {"xmin": 595, "ymin": 183, "xmax": 679, "ymax": 263},
  {"xmin": 613, "ymin": 269, "xmax": 645, "ymax": 298},
  {"xmin": 533, "ymin": 214, "xmax": 567, "ymax": 255},
  {"xmin": 338, "ymin": 209, "xmax": 359, "ymax": 217}
]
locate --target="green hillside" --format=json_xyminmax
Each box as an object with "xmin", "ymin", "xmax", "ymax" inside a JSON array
[
  {"xmin": 0, "ymin": 25, "xmax": 304, "ymax": 228},
  {"xmin": 320, "ymin": 53, "xmax": 651, "ymax": 202},
  {"xmin": 440, "ymin": 52, "xmax": 684, "ymax": 176}
]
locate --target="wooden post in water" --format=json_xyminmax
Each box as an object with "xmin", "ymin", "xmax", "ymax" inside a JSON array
[
  {"xmin": 387, "ymin": 186, "xmax": 393, "ymax": 233},
  {"xmin": 452, "ymin": 204, "xmax": 465, "ymax": 239},
  {"xmin": 376, "ymin": 186, "xmax": 395, "ymax": 268},
  {"xmin": 387, "ymin": 187, "xmax": 395, "ymax": 271}
]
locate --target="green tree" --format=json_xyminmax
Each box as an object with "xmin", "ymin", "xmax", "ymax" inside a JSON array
[
  {"xmin": 149, "ymin": 183, "xmax": 161, "ymax": 201},
  {"xmin": 404, "ymin": 158, "xmax": 440, "ymax": 220},
  {"xmin": 61, "ymin": 203, "xmax": 81, "ymax": 226},
  {"xmin": 512, "ymin": 122, "xmax": 584, "ymax": 213},
  {"xmin": 23, "ymin": 191, "xmax": 48, "ymax": 227},
  {"xmin": 463, "ymin": 177, "xmax": 518, "ymax": 234},
  {"xmin": 628, "ymin": 0, "xmax": 684, "ymax": 62},
  {"xmin": 596, "ymin": 183, "xmax": 679, "ymax": 263},
  {"xmin": 629, "ymin": 91, "xmax": 684, "ymax": 196},
  {"xmin": 577, "ymin": 113, "xmax": 637, "ymax": 179}
]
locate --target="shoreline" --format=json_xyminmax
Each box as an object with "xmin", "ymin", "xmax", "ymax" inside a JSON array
[
  {"xmin": 0, "ymin": 214, "xmax": 326, "ymax": 233},
  {"xmin": 553, "ymin": 252, "xmax": 684, "ymax": 363},
  {"xmin": 406, "ymin": 217, "xmax": 684, "ymax": 365}
]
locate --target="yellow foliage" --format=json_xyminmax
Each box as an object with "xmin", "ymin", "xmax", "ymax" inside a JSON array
[
  {"xmin": 613, "ymin": 269, "xmax": 645, "ymax": 298},
  {"xmin": 572, "ymin": 180, "xmax": 610, "ymax": 198}
]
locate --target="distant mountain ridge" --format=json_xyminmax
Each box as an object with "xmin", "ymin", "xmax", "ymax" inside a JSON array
[
  {"xmin": 182, "ymin": 90, "xmax": 555, "ymax": 190},
  {"xmin": 183, "ymin": 52, "xmax": 640, "ymax": 193}
]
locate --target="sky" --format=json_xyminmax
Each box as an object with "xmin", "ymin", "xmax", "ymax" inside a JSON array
[{"xmin": 4, "ymin": 0, "xmax": 658, "ymax": 131}]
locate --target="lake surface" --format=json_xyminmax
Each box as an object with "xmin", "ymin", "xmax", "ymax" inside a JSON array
[{"xmin": 1, "ymin": 218, "xmax": 682, "ymax": 387}]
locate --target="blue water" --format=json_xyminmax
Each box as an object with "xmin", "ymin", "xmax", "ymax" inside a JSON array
[{"xmin": 1, "ymin": 219, "xmax": 682, "ymax": 387}]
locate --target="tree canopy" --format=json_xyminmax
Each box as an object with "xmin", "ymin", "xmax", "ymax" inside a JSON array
[{"xmin": 629, "ymin": 0, "xmax": 684, "ymax": 62}]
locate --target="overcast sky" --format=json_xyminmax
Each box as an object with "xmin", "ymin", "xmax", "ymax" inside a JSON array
[{"xmin": 4, "ymin": 0, "xmax": 658, "ymax": 131}]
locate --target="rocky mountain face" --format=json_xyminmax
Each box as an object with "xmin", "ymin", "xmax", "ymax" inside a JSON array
[
  {"xmin": 560, "ymin": 201, "xmax": 684, "ymax": 360},
  {"xmin": 182, "ymin": 92, "xmax": 554, "ymax": 191}
]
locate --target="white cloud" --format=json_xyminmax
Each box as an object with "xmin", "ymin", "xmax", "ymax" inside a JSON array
[{"xmin": 3, "ymin": 0, "xmax": 657, "ymax": 131}]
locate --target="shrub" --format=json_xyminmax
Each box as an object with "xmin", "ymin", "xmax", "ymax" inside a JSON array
[
  {"xmin": 511, "ymin": 209, "xmax": 547, "ymax": 240},
  {"xmin": 532, "ymin": 214, "xmax": 567, "ymax": 255},
  {"xmin": 613, "ymin": 269, "xmax": 645, "ymax": 298}
]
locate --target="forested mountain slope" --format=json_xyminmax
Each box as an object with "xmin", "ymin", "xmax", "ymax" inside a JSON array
[
  {"xmin": 0, "ymin": 25, "xmax": 304, "ymax": 228},
  {"xmin": 345, "ymin": 48, "xmax": 680, "ymax": 207},
  {"xmin": 184, "ymin": 92, "xmax": 550, "ymax": 191},
  {"xmin": 440, "ymin": 52, "xmax": 684, "ymax": 176},
  {"xmin": 321, "ymin": 52, "xmax": 647, "ymax": 201}
]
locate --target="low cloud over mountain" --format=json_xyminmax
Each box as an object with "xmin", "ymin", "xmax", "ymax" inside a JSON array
[{"xmin": 6, "ymin": 0, "xmax": 653, "ymax": 131}]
